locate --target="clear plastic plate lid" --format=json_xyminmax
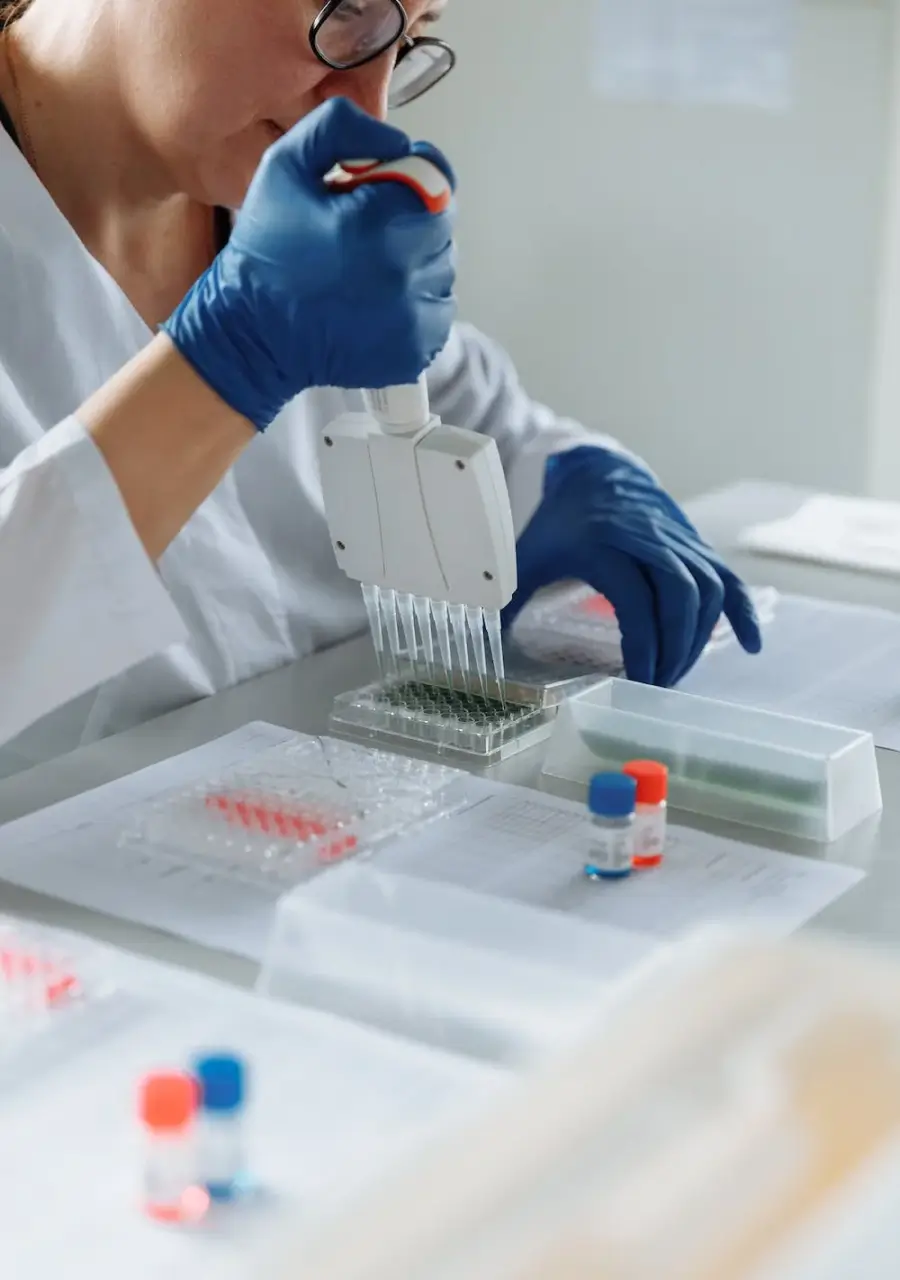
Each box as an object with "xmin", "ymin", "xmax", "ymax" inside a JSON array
[
  {"xmin": 513, "ymin": 584, "xmax": 779, "ymax": 672},
  {"xmin": 117, "ymin": 735, "xmax": 470, "ymax": 890}
]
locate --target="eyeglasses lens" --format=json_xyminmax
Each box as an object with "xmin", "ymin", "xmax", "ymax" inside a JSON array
[
  {"xmin": 389, "ymin": 40, "xmax": 454, "ymax": 108},
  {"xmin": 315, "ymin": 0, "xmax": 405, "ymax": 71}
]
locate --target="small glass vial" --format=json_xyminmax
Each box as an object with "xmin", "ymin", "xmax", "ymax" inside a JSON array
[
  {"xmin": 623, "ymin": 760, "xmax": 669, "ymax": 868},
  {"xmin": 585, "ymin": 773, "xmax": 636, "ymax": 881},
  {"xmin": 138, "ymin": 1072, "xmax": 207, "ymax": 1224},
  {"xmin": 193, "ymin": 1052, "xmax": 248, "ymax": 1202}
]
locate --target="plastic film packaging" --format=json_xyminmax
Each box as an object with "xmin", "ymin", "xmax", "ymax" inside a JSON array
[
  {"xmin": 275, "ymin": 929, "xmax": 900, "ymax": 1280},
  {"xmin": 259, "ymin": 864, "xmax": 654, "ymax": 1066}
]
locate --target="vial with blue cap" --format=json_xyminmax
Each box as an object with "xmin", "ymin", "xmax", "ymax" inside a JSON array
[
  {"xmin": 193, "ymin": 1052, "xmax": 248, "ymax": 1202},
  {"xmin": 585, "ymin": 773, "xmax": 636, "ymax": 881}
]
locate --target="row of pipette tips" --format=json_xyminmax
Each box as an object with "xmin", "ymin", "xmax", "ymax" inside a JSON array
[{"xmin": 362, "ymin": 584, "xmax": 507, "ymax": 704}]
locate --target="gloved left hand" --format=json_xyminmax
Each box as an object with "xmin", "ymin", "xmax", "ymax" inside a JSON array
[{"xmin": 501, "ymin": 446, "xmax": 762, "ymax": 687}]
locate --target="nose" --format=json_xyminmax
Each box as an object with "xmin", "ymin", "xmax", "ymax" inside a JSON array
[{"xmin": 320, "ymin": 54, "xmax": 394, "ymax": 121}]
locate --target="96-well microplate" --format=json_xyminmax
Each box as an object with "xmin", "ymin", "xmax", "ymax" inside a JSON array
[{"xmin": 330, "ymin": 679, "xmax": 556, "ymax": 765}]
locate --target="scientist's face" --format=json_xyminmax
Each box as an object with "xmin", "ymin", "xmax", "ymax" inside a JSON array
[{"xmin": 121, "ymin": 0, "xmax": 447, "ymax": 208}]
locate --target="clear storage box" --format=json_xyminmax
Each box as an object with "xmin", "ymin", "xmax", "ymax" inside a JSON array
[{"xmin": 539, "ymin": 679, "xmax": 882, "ymax": 842}]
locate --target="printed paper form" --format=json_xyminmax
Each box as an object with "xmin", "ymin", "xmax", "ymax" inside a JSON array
[
  {"xmin": 739, "ymin": 494, "xmax": 900, "ymax": 577},
  {"xmin": 680, "ymin": 593, "xmax": 900, "ymax": 751},
  {"xmin": 0, "ymin": 723, "xmax": 493, "ymax": 962},
  {"xmin": 0, "ymin": 724, "xmax": 862, "ymax": 964},
  {"xmin": 376, "ymin": 791, "xmax": 863, "ymax": 940}
]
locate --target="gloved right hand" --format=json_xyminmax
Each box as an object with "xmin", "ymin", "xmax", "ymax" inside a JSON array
[{"xmin": 162, "ymin": 97, "xmax": 457, "ymax": 432}]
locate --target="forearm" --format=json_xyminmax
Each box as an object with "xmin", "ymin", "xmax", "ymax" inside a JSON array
[{"xmin": 80, "ymin": 333, "xmax": 256, "ymax": 561}]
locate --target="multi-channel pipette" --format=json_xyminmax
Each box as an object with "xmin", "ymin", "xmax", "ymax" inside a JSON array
[{"xmin": 318, "ymin": 155, "xmax": 518, "ymax": 701}]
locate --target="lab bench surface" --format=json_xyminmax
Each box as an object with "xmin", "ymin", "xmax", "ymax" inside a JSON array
[{"xmin": 0, "ymin": 479, "xmax": 898, "ymax": 983}]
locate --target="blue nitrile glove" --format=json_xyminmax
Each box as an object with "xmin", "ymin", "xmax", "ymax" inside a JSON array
[
  {"xmin": 502, "ymin": 447, "xmax": 763, "ymax": 687},
  {"xmin": 162, "ymin": 98, "xmax": 456, "ymax": 431}
]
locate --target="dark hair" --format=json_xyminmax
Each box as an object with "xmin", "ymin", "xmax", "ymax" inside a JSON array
[{"xmin": 0, "ymin": 0, "xmax": 32, "ymax": 24}]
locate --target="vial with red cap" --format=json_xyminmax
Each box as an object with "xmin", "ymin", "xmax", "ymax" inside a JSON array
[
  {"xmin": 138, "ymin": 1071, "xmax": 208, "ymax": 1224},
  {"xmin": 623, "ymin": 760, "xmax": 668, "ymax": 868}
]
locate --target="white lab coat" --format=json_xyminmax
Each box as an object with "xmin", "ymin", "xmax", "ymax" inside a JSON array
[{"xmin": 0, "ymin": 127, "xmax": 608, "ymax": 777}]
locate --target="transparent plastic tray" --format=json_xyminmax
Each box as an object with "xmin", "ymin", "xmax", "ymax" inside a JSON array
[
  {"xmin": 379, "ymin": 640, "xmax": 603, "ymax": 709},
  {"xmin": 514, "ymin": 584, "xmax": 779, "ymax": 672},
  {"xmin": 117, "ymin": 735, "xmax": 469, "ymax": 889},
  {"xmin": 330, "ymin": 678, "xmax": 558, "ymax": 765},
  {"xmin": 259, "ymin": 864, "xmax": 653, "ymax": 1067},
  {"xmin": 540, "ymin": 679, "xmax": 882, "ymax": 841},
  {"xmin": 0, "ymin": 916, "xmax": 142, "ymax": 1095}
]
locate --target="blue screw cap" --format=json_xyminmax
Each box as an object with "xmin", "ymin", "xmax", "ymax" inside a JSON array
[
  {"xmin": 193, "ymin": 1053, "xmax": 246, "ymax": 1113},
  {"xmin": 585, "ymin": 863, "xmax": 632, "ymax": 882},
  {"xmin": 588, "ymin": 772, "xmax": 637, "ymax": 819}
]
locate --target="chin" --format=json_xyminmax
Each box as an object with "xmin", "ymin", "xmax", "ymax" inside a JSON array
[{"xmin": 189, "ymin": 126, "xmax": 282, "ymax": 209}]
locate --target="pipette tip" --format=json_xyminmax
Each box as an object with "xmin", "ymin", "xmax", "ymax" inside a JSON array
[{"xmin": 360, "ymin": 587, "xmax": 508, "ymax": 708}]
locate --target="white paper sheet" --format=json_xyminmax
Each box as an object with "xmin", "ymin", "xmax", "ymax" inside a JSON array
[
  {"xmin": 740, "ymin": 494, "xmax": 900, "ymax": 576},
  {"xmin": 0, "ymin": 725, "xmax": 863, "ymax": 970},
  {"xmin": 0, "ymin": 724, "xmax": 490, "ymax": 961},
  {"xmin": 593, "ymin": 0, "xmax": 797, "ymax": 108},
  {"xmin": 376, "ymin": 790, "xmax": 863, "ymax": 939},
  {"xmin": 1, "ymin": 920, "xmax": 504, "ymax": 1280},
  {"xmin": 0, "ymin": 724, "xmax": 304, "ymax": 960},
  {"xmin": 680, "ymin": 593, "xmax": 900, "ymax": 750}
]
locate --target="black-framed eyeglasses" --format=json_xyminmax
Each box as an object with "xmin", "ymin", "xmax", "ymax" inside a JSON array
[{"xmin": 311, "ymin": 1, "xmax": 456, "ymax": 109}]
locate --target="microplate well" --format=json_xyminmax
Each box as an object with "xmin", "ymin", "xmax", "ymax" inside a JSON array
[
  {"xmin": 116, "ymin": 736, "xmax": 469, "ymax": 889},
  {"xmin": 329, "ymin": 678, "xmax": 557, "ymax": 765},
  {"xmin": 423, "ymin": 640, "xmax": 601, "ymax": 711}
]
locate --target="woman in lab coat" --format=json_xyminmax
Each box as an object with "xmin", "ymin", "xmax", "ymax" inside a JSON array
[{"xmin": 0, "ymin": 0, "xmax": 761, "ymax": 774}]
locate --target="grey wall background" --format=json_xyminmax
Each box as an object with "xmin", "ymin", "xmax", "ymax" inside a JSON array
[{"xmin": 405, "ymin": 0, "xmax": 894, "ymax": 500}]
